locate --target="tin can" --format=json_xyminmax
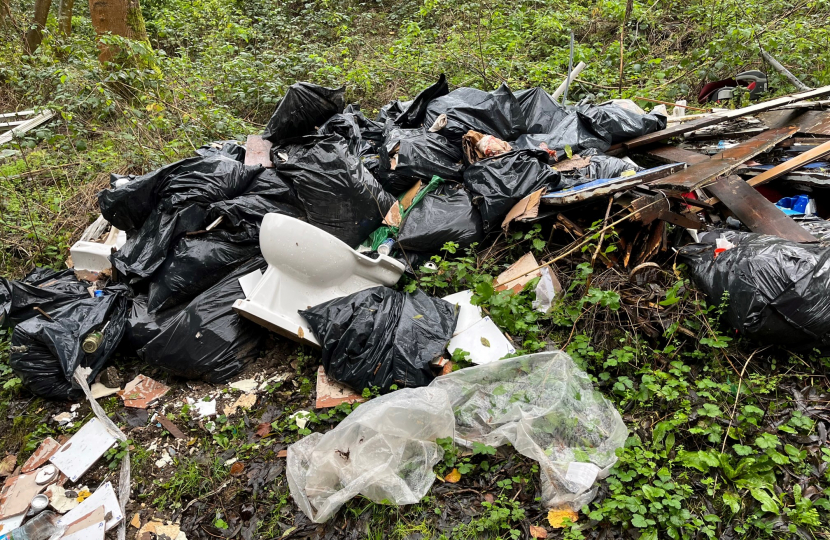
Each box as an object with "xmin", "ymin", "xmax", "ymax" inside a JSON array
[
  {"xmin": 377, "ymin": 238, "xmax": 395, "ymax": 256},
  {"xmin": 82, "ymin": 331, "xmax": 104, "ymax": 354}
]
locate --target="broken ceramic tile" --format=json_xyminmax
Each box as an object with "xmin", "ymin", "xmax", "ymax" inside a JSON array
[
  {"xmin": 0, "ymin": 469, "xmax": 48, "ymax": 518},
  {"xmin": 118, "ymin": 375, "xmax": 171, "ymax": 409},
  {"xmin": 229, "ymin": 378, "xmax": 259, "ymax": 393},
  {"xmin": 49, "ymin": 418, "xmax": 119, "ymax": 482},
  {"xmin": 22, "ymin": 438, "xmax": 60, "ymax": 473},
  {"xmin": 315, "ymin": 367, "xmax": 366, "ymax": 409},
  {"xmin": 223, "ymin": 393, "xmax": 257, "ymax": 416},
  {"xmin": 57, "ymin": 481, "xmax": 122, "ymax": 531}
]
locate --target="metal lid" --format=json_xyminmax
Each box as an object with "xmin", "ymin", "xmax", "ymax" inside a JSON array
[{"xmin": 35, "ymin": 464, "xmax": 58, "ymax": 485}]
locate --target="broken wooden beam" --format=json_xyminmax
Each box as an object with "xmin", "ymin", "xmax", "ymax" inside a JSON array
[
  {"xmin": 747, "ymin": 139, "xmax": 830, "ymax": 187},
  {"xmin": 643, "ymin": 145, "xmax": 709, "ymax": 165},
  {"xmin": 705, "ymin": 175, "xmax": 818, "ymax": 242},
  {"xmin": 647, "ymin": 126, "xmax": 798, "ymax": 190},
  {"xmin": 616, "ymin": 84, "xmax": 830, "ymax": 150}
]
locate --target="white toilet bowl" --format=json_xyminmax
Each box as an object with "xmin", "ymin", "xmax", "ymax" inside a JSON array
[{"xmin": 233, "ymin": 213, "xmax": 406, "ymax": 346}]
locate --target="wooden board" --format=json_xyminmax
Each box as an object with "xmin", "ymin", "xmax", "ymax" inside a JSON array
[
  {"xmin": 759, "ymin": 109, "xmax": 830, "ymax": 136},
  {"xmin": 747, "ymin": 139, "xmax": 830, "ymax": 187},
  {"xmin": 618, "ymin": 85, "xmax": 830, "ymax": 150},
  {"xmin": 705, "ymin": 175, "xmax": 818, "ymax": 242},
  {"xmin": 647, "ymin": 126, "xmax": 798, "ymax": 190},
  {"xmin": 643, "ymin": 145, "xmax": 709, "ymax": 165}
]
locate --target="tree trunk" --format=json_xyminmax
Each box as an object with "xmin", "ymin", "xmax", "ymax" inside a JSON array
[
  {"xmin": 58, "ymin": 0, "xmax": 74, "ymax": 35},
  {"xmin": 1, "ymin": 0, "xmax": 12, "ymax": 28},
  {"xmin": 23, "ymin": 0, "xmax": 52, "ymax": 54},
  {"xmin": 88, "ymin": 0, "xmax": 149, "ymax": 63}
]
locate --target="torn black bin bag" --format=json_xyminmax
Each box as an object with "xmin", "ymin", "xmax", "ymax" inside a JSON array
[
  {"xmin": 147, "ymin": 230, "xmax": 260, "ymax": 313},
  {"xmin": 377, "ymin": 100, "xmax": 408, "ymax": 124},
  {"xmin": 111, "ymin": 204, "xmax": 208, "ymax": 283},
  {"xmin": 195, "ymin": 140, "xmax": 246, "ymax": 162},
  {"xmin": 300, "ymin": 286, "xmax": 457, "ymax": 393},
  {"xmin": 463, "ymin": 149, "xmax": 561, "ymax": 232},
  {"xmin": 515, "ymin": 87, "xmax": 569, "ymax": 134},
  {"xmin": 397, "ymin": 184, "xmax": 484, "ymax": 253},
  {"xmin": 576, "ymin": 149, "xmax": 642, "ymax": 179},
  {"xmin": 319, "ymin": 110, "xmax": 384, "ymax": 158},
  {"xmin": 1, "ymin": 267, "xmax": 91, "ymax": 327},
  {"xmin": 679, "ymin": 231, "xmax": 830, "ymax": 350},
  {"xmin": 139, "ymin": 257, "xmax": 268, "ymax": 383},
  {"xmin": 124, "ymin": 295, "xmax": 179, "ymax": 351},
  {"xmin": 207, "ymin": 168, "xmax": 306, "ymax": 238},
  {"xmin": 394, "ymin": 74, "xmax": 449, "ymax": 128},
  {"xmin": 377, "ymin": 127, "xmax": 464, "ymax": 195},
  {"xmin": 10, "ymin": 290, "xmax": 129, "ymax": 400},
  {"xmin": 262, "ymin": 82, "xmax": 345, "ymax": 144},
  {"xmin": 98, "ymin": 155, "xmax": 258, "ymax": 231},
  {"xmin": 511, "ymin": 112, "xmax": 610, "ymax": 155},
  {"xmin": 423, "ymin": 83, "xmax": 527, "ymax": 143},
  {"xmin": 577, "ymin": 103, "xmax": 667, "ymax": 145},
  {"xmin": 275, "ymin": 135, "xmax": 395, "ymax": 248}
]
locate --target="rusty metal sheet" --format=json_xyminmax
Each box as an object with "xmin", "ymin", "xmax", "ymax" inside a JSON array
[
  {"xmin": 244, "ymin": 134, "xmax": 274, "ymax": 168},
  {"xmin": 619, "ymin": 84, "xmax": 830, "ymax": 150},
  {"xmin": 706, "ymin": 175, "xmax": 818, "ymax": 243},
  {"xmin": 541, "ymin": 163, "xmax": 683, "ymax": 205},
  {"xmin": 648, "ymin": 126, "xmax": 798, "ymax": 190}
]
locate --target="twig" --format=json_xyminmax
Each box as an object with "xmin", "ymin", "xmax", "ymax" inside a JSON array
[
  {"xmin": 720, "ymin": 347, "xmax": 770, "ymax": 454},
  {"xmin": 182, "ymin": 479, "xmax": 231, "ymax": 513}
]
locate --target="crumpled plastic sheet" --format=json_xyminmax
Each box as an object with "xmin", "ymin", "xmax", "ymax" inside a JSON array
[
  {"xmin": 287, "ymin": 386, "xmax": 456, "ymax": 523},
  {"xmin": 577, "ymin": 102, "xmax": 667, "ymax": 145},
  {"xmin": 515, "ymin": 87, "xmax": 569, "ymax": 134},
  {"xmin": 288, "ymin": 351, "xmax": 627, "ymax": 522},
  {"xmin": 377, "ymin": 74, "xmax": 449, "ymax": 127}
]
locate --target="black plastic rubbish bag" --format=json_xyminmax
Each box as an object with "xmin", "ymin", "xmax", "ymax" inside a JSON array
[
  {"xmin": 275, "ymin": 135, "xmax": 396, "ymax": 248},
  {"xmin": 207, "ymin": 169, "xmax": 306, "ymax": 238},
  {"xmin": 111, "ymin": 204, "xmax": 207, "ymax": 283},
  {"xmin": 319, "ymin": 108, "xmax": 384, "ymax": 158},
  {"xmin": 139, "ymin": 257, "xmax": 268, "ymax": 383},
  {"xmin": 395, "ymin": 74, "xmax": 450, "ymax": 128},
  {"xmin": 377, "ymin": 127, "xmax": 464, "ymax": 195},
  {"xmin": 511, "ymin": 112, "xmax": 610, "ymax": 155},
  {"xmin": 463, "ymin": 150, "xmax": 561, "ymax": 232},
  {"xmin": 98, "ymin": 155, "xmax": 258, "ymax": 231},
  {"xmin": 397, "ymin": 184, "xmax": 484, "ymax": 253},
  {"xmin": 10, "ymin": 290, "xmax": 129, "ymax": 400},
  {"xmin": 147, "ymin": 230, "xmax": 260, "ymax": 313},
  {"xmin": 1, "ymin": 268, "xmax": 91, "ymax": 327},
  {"xmin": 515, "ymin": 87, "xmax": 569, "ymax": 134},
  {"xmin": 577, "ymin": 149, "xmax": 642, "ymax": 179},
  {"xmin": 300, "ymin": 286, "xmax": 458, "ymax": 393},
  {"xmin": 125, "ymin": 295, "xmax": 179, "ymax": 351},
  {"xmin": 262, "ymin": 82, "xmax": 345, "ymax": 144},
  {"xmin": 424, "ymin": 83, "xmax": 527, "ymax": 142},
  {"xmin": 195, "ymin": 140, "xmax": 246, "ymax": 162},
  {"xmin": 578, "ymin": 103, "xmax": 667, "ymax": 145},
  {"xmin": 679, "ymin": 231, "xmax": 830, "ymax": 350}
]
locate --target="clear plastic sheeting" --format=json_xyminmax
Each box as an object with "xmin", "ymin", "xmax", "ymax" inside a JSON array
[
  {"xmin": 432, "ymin": 351, "xmax": 628, "ymax": 510},
  {"xmin": 287, "ymin": 387, "xmax": 455, "ymax": 523},
  {"xmin": 288, "ymin": 351, "xmax": 627, "ymax": 522}
]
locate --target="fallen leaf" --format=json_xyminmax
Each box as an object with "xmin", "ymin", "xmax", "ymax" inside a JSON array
[
  {"xmin": 530, "ymin": 525, "xmax": 548, "ymax": 538},
  {"xmin": 480, "ymin": 337, "xmax": 490, "ymax": 347},
  {"xmin": 230, "ymin": 461, "xmax": 245, "ymax": 476},
  {"xmin": 483, "ymin": 493, "xmax": 494, "ymax": 503},
  {"xmin": 413, "ymin": 314, "xmax": 423, "ymax": 319},
  {"xmin": 0, "ymin": 454, "xmax": 16, "ymax": 477},
  {"xmin": 297, "ymin": 327, "xmax": 304, "ymax": 339},
  {"xmin": 256, "ymin": 422, "xmax": 271, "ymax": 438},
  {"xmin": 547, "ymin": 508, "xmax": 578, "ymax": 528},
  {"xmin": 130, "ymin": 513, "xmax": 141, "ymax": 529},
  {"xmin": 277, "ymin": 449, "xmax": 287, "ymax": 458},
  {"xmin": 444, "ymin": 468, "xmax": 461, "ymax": 483}
]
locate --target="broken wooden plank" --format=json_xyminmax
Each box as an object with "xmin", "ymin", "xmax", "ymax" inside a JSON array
[
  {"xmin": 705, "ymin": 175, "xmax": 818, "ymax": 242},
  {"xmin": 759, "ymin": 109, "xmax": 830, "ymax": 135},
  {"xmin": 156, "ymin": 416, "xmax": 186, "ymax": 440},
  {"xmin": 747, "ymin": 139, "xmax": 830, "ymax": 187},
  {"xmin": 643, "ymin": 145, "xmax": 709, "ymax": 165},
  {"xmin": 657, "ymin": 210, "xmax": 702, "ymax": 230},
  {"xmin": 647, "ymin": 126, "xmax": 798, "ymax": 190},
  {"xmin": 618, "ymin": 85, "xmax": 830, "ymax": 150}
]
